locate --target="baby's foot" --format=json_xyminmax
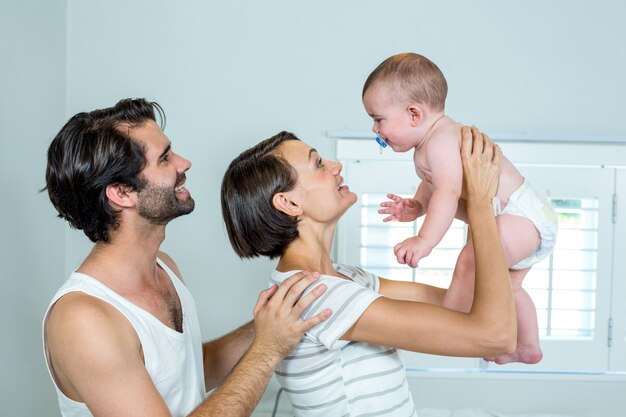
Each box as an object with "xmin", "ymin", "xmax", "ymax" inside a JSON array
[{"xmin": 484, "ymin": 346, "xmax": 543, "ymax": 365}]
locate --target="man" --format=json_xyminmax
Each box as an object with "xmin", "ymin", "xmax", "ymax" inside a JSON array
[{"xmin": 42, "ymin": 98, "xmax": 331, "ymax": 417}]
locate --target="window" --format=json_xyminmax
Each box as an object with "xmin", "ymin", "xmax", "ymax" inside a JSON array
[
  {"xmin": 335, "ymin": 139, "xmax": 625, "ymax": 372},
  {"xmin": 533, "ymin": 197, "xmax": 598, "ymax": 340}
]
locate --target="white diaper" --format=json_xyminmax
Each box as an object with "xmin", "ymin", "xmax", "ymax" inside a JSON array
[{"xmin": 492, "ymin": 179, "xmax": 558, "ymax": 270}]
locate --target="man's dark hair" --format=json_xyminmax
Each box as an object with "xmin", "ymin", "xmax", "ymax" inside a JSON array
[
  {"xmin": 43, "ymin": 98, "xmax": 165, "ymax": 242},
  {"xmin": 221, "ymin": 131, "xmax": 300, "ymax": 259}
]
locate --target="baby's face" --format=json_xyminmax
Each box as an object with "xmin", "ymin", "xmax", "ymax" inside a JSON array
[{"xmin": 362, "ymin": 84, "xmax": 417, "ymax": 153}]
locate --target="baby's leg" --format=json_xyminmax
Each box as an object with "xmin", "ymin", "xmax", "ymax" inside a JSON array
[
  {"xmin": 487, "ymin": 214, "xmax": 543, "ymax": 364},
  {"xmin": 444, "ymin": 214, "xmax": 543, "ymax": 363},
  {"xmin": 442, "ymin": 237, "xmax": 476, "ymax": 313},
  {"xmin": 485, "ymin": 268, "xmax": 543, "ymax": 365}
]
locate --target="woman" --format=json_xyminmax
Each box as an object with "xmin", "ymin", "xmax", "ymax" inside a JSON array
[{"xmin": 221, "ymin": 126, "xmax": 515, "ymax": 416}]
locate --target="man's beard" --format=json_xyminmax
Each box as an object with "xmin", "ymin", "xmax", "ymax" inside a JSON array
[{"xmin": 137, "ymin": 180, "xmax": 195, "ymax": 225}]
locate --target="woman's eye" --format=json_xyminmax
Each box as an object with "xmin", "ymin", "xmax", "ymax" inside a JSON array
[{"xmin": 317, "ymin": 158, "xmax": 325, "ymax": 168}]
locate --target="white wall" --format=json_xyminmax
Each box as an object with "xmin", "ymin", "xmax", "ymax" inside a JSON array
[
  {"xmin": 3, "ymin": 1, "xmax": 626, "ymax": 416},
  {"xmin": 0, "ymin": 0, "xmax": 67, "ymax": 415},
  {"xmin": 63, "ymin": 0, "xmax": 626, "ymax": 343}
]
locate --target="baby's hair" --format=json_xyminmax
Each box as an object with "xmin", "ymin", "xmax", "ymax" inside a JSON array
[{"xmin": 362, "ymin": 52, "xmax": 448, "ymax": 111}]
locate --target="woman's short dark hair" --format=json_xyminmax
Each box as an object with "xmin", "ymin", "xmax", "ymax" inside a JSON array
[
  {"xmin": 43, "ymin": 98, "xmax": 165, "ymax": 242},
  {"xmin": 221, "ymin": 131, "xmax": 301, "ymax": 259}
]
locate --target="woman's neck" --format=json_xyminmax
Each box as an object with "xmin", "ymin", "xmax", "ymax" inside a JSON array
[{"xmin": 276, "ymin": 224, "xmax": 339, "ymax": 277}]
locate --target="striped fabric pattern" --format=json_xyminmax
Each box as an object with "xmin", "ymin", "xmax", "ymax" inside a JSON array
[{"xmin": 270, "ymin": 264, "xmax": 417, "ymax": 417}]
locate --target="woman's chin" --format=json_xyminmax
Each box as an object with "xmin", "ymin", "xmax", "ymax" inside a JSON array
[
  {"xmin": 341, "ymin": 193, "xmax": 358, "ymax": 213},
  {"xmin": 342, "ymin": 189, "xmax": 357, "ymax": 203}
]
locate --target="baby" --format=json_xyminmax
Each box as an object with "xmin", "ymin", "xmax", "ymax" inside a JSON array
[{"xmin": 362, "ymin": 52, "xmax": 558, "ymax": 364}]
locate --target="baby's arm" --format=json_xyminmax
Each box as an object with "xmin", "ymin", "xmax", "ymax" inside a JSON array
[{"xmin": 394, "ymin": 134, "xmax": 462, "ymax": 267}]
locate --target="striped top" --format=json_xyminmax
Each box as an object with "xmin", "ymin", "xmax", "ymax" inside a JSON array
[{"xmin": 270, "ymin": 264, "xmax": 417, "ymax": 417}]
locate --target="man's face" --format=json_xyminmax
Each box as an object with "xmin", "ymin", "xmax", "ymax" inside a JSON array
[
  {"xmin": 130, "ymin": 120, "xmax": 195, "ymax": 225},
  {"xmin": 137, "ymin": 176, "xmax": 195, "ymax": 225}
]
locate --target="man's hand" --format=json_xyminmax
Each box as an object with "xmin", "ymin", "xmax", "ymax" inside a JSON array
[
  {"xmin": 192, "ymin": 272, "xmax": 331, "ymax": 416},
  {"xmin": 393, "ymin": 235, "xmax": 433, "ymax": 268},
  {"xmin": 252, "ymin": 271, "xmax": 331, "ymax": 359},
  {"xmin": 378, "ymin": 194, "xmax": 423, "ymax": 222}
]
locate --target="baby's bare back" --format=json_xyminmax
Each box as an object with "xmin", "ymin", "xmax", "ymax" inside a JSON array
[{"xmin": 414, "ymin": 117, "xmax": 524, "ymax": 222}]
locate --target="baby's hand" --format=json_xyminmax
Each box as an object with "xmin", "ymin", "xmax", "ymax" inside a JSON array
[
  {"xmin": 393, "ymin": 236, "xmax": 433, "ymax": 268},
  {"xmin": 378, "ymin": 194, "xmax": 422, "ymax": 222}
]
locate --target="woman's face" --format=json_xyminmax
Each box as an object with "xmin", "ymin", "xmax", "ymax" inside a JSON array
[{"xmin": 277, "ymin": 140, "xmax": 357, "ymax": 223}]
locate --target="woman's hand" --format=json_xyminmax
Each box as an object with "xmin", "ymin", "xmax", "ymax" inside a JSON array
[{"xmin": 459, "ymin": 126, "xmax": 501, "ymax": 207}]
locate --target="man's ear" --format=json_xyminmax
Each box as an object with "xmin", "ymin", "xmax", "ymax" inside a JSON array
[
  {"xmin": 105, "ymin": 184, "xmax": 135, "ymax": 210},
  {"xmin": 407, "ymin": 104, "xmax": 424, "ymax": 127},
  {"xmin": 272, "ymin": 192, "xmax": 303, "ymax": 217}
]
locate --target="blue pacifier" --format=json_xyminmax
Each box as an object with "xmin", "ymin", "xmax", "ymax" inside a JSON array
[{"xmin": 375, "ymin": 135, "xmax": 388, "ymax": 154}]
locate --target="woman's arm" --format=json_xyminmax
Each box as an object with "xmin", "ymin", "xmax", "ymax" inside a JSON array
[{"xmin": 343, "ymin": 127, "xmax": 516, "ymax": 358}]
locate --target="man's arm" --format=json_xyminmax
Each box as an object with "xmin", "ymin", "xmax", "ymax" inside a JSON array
[
  {"xmin": 201, "ymin": 321, "xmax": 255, "ymax": 390},
  {"xmin": 190, "ymin": 272, "xmax": 331, "ymax": 416}
]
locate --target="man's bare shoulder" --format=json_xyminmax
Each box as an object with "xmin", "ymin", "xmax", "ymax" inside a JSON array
[
  {"xmin": 45, "ymin": 292, "xmax": 164, "ymax": 411},
  {"xmin": 47, "ymin": 292, "xmax": 138, "ymax": 347}
]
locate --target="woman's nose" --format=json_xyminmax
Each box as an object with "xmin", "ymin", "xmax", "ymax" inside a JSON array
[{"xmin": 328, "ymin": 159, "xmax": 342, "ymax": 174}]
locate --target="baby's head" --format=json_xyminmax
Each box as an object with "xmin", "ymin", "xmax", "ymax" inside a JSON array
[
  {"xmin": 362, "ymin": 53, "xmax": 448, "ymax": 151},
  {"xmin": 363, "ymin": 52, "xmax": 448, "ymax": 111}
]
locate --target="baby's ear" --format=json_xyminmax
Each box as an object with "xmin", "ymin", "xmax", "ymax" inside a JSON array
[
  {"xmin": 407, "ymin": 104, "xmax": 424, "ymax": 126},
  {"xmin": 272, "ymin": 192, "xmax": 303, "ymax": 216}
]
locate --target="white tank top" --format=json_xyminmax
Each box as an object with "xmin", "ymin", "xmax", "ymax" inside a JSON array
[{"xmin": 42, "ymin": 259, "xmax": 206, "ymax": 417}]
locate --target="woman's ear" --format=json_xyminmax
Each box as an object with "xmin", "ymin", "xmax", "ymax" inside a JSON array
[
  {"xmin": 407, "ymin": 104, "xmax": 423, "ymax": 127},
  {"xmin": 272, "ymin": 192, "xmax": 303, "ymax": 217},
  {"xmin": 105, "ymin": 183, "xmax": 135, "ymax": 210}
]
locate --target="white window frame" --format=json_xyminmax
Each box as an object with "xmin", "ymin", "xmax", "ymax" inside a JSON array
[{"xmin": 334, "ymin": 136, "xmax": 626, "ymax": 373}]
